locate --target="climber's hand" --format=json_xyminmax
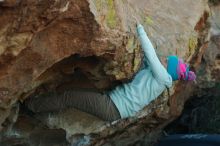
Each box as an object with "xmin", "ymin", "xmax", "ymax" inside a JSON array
[{"xmin": 132, "ymin": 15, "xmax": 140, "ymax": 28}]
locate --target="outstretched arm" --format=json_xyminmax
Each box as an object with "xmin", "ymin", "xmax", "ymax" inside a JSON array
[{"xmin": 137, "ymin": 24, "xmax": 172, "ymax": 86}]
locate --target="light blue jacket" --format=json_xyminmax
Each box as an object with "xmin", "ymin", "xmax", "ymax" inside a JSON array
[{"xmin": 108, "ymin": 24, "xmax": 172, "ymax": 118}]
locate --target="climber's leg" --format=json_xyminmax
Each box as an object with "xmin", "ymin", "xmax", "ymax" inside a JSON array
[
  {"xmin": 24, "ymin": 92, "xmax": 67, "ymax": 113},
  {"xmin": 62, "ymin": 90, "xmax": 121, "ymax": 121},
  {"xmin": 25, "ymin": 90, "xmax": 121, "ymax": 121}
]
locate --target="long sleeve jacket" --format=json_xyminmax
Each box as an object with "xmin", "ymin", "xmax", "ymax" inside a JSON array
[{"xmin": 108, "ymin": 24, "xmax": 172, "ymax": 118}]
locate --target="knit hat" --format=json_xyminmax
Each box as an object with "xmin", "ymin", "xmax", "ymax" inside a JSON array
[{"xmin": 167, "ymin": 56, "xmax": 196, "ymax": 81}]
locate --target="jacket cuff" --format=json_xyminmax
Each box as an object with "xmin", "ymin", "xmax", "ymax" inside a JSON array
[{"xmin": 136, "ymin": 24, "xmax": 146, "ymax": 36}]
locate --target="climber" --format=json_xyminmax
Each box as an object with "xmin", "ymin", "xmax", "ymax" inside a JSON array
[{"xmin": 24, "ymin": 24, "xmax": 196, "ymax": 122}]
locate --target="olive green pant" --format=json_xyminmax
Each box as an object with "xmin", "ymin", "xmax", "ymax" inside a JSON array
[{"xmin": 25, "ymin": 90, "xmax": 121, "ymax": 121}]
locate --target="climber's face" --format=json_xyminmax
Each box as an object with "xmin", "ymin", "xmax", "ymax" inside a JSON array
[{"xmin": 161, "ymin": 57, "xmax": 167, "ymax": 68}]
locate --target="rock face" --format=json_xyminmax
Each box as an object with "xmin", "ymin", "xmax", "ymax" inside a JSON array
[
  {"xmin": 202, "ymin": 3, "xmax": 220, "ymax": 84},
  {"xmin": 0, "ymin": 0, "xmax": 143, "ymax": 127},
  {"xmin": 164, "ymin": 2, "xmax": 220, "ymax": 135},
  {"xmin": 0, "ymin": 0, "xmax": 211, "ymax": 145}
]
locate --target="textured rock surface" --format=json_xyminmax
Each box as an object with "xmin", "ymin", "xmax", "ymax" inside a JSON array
[
  {"xmin": 196, "ymin": 3, "xmax": 220, "ymax": 88},
  {"xmin": 165, "ymin": 2, "xmax": 220, "ymax": 135},
  {"xmin": 0, "ymin": 0, "xmax": 143, "ymax": 126},
  {"xmin": 0, "ymin": 0, "xmax": 212, "ymax": 145}
]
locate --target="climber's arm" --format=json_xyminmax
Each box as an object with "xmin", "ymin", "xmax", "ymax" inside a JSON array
[{"xmin": 137, "ymin": 24, "xmax": 172, "ymax": 86}]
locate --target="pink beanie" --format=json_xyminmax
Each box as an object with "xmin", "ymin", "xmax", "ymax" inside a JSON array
[{"xmin": 177, "ymin": 59, "xmax": 196, "ymax": 81}]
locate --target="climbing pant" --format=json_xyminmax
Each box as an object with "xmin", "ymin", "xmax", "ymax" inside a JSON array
[{"xmin": 25, "ymin": 90, "xmax": 121, "ymax": 122}]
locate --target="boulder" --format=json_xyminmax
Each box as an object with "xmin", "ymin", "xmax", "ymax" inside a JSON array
[{"xmin": 0, "ymin": 0, "xmax": 211, "ymax": 145}]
